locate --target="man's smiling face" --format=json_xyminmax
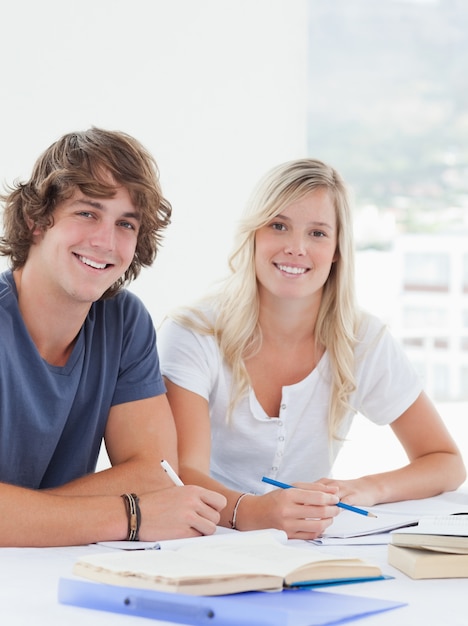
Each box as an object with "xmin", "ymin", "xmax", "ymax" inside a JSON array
[{"xmin": 27, "ymin": 185, "xmax": 140, "ymax": 306}]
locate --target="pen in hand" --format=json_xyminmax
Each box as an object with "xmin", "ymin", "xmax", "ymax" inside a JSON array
[
  {"xmin": 261, "ymin": 476, "xmax": 377, "ymax": 518},
  {"xmin": 161, "ymin": 459, "xmax": 185, "ymax": 486}
]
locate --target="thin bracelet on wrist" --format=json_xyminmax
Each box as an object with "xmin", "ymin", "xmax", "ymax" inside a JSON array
[{"xmin": 229, "ymin": 492, "xmax": 253, "ymax": 530}]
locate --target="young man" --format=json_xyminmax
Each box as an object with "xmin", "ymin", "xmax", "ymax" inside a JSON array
[{"xmin": 0, "ymin": 128, "xmax": 226, "ymax": 546}]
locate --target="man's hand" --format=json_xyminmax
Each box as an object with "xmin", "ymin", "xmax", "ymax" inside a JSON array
[{"xmin": 138, "ymin": 485, "xmax": 227, "ymax": 541}]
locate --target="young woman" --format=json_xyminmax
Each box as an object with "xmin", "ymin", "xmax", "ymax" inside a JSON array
[{"xmin": 158, "ymin": 158, "xmax": 465, "ymax": 540}]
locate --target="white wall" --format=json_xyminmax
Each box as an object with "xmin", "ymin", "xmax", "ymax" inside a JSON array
[
  {"xmin": 4, "ymin": 1, "xmax": 465, "ymax": 483},
  {"xmin": 0, "ymin": 0, "xmax": 309, "ymax": 323}
]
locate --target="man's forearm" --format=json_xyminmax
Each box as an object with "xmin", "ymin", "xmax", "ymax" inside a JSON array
[
  {"xmin": 48, "ymin": 457, "xmax": 171, "ymax": 496},
  {"xmin": 0, "ymin": 483, "xmax": 127, "ymax": 547}
]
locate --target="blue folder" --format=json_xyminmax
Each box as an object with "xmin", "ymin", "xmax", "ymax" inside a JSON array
[{"xmin": 58, "ymin": 578, "xmax": 406, "ymax": 626}]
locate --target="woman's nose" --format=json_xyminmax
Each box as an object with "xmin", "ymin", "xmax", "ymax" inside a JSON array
[{"xmin": 283, "ymin": 232, "xmax": 306, "ymax": 255}]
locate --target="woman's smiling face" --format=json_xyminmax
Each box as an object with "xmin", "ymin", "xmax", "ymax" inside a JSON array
[{"xmin": 254, "ymin": 187, "xmax": 337, "ymax": 306}]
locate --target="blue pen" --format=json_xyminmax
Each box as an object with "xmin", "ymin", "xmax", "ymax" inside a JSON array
[{"xmin": 261, "ymin": 476, "xmax": 377, "ymax": 518}]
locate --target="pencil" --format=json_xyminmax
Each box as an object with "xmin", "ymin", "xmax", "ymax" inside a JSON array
[
  {"xmin": 161, "ymin": 459, "xmax": 185, "ymax": 486},
  {"xmin": 261, "ymin": 476, "xmax": 377, "ymax": 518},
  {"xmin": 335, "ymin": 501, "xmax": 377, "ymax": 517}
]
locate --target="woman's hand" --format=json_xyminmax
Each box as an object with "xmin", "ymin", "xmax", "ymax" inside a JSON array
[
  {"xmin": 318, "ymin": 477, "xmax": 379, "ymax": 507},
  {"xmin": 235, "ymin": 482, "xmax": 340, "ymax": 540}
]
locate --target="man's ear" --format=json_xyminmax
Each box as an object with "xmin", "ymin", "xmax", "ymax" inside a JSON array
[
  {"xmin": 27, "ymin": 219, "xmax": 37, "ymax": 234},
  {"xmin": 27, "ymin": 218, "xmax": 44, "ymax": 239}
]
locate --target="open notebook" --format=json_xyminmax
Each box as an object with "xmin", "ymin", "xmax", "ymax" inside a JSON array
[
  {"xmin": 79, "ymin": 529, "xmax": 384, "ymax": 595},
  {"xmin": 312, "ymin": 509, "xmax": 419, "ymax": 544}
]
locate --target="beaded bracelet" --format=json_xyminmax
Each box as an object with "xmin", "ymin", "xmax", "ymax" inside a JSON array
[
  {"xmin": 121, "ymin": 493, "xmax": 141, "ymax": 541},
  {"xmin": 229, "ymin": 492, "xmax": 252, "ymax": 530}
]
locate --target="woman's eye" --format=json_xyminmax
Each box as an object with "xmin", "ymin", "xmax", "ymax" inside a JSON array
[{"xmin": 271, "ymin": 222, "xmax": 286, "ymax": 231}]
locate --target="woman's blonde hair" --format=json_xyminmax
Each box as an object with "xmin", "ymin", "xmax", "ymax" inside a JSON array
[{"xmin": 173, "ymin": 158, "xmax": 361, "ymax": 439}]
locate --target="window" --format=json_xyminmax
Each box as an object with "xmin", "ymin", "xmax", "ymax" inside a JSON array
[
  {"xmin": 403, "ymin": 252, "xmax": 450, "ymax": 292},
  {"xmin": 308, "ymin": 0, "xmax": 468, "ymax": 477}
]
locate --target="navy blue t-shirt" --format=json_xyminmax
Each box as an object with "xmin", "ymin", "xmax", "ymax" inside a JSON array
[{"xmin": 0, "ymin": 270, "xmax": 165, "ymax": 489}]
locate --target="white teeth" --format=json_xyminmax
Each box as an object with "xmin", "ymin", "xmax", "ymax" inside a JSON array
[
  {"xmin": 78, "ymin": 255, "xmax": 107, "ymax": 270},
  {"xmin": 277, "ymin": 264, "xmax": 307, "ymax": 275}
]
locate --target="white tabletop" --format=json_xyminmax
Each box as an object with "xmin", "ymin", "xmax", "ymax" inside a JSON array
[{"xmin": 2, "ymin": 489, "xmax": 467, "ymax": 626}]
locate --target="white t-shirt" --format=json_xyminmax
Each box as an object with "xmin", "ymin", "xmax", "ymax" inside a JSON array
[{"xmin": 158, "ymin": 310, "xmax": 422, "ymax": 495}]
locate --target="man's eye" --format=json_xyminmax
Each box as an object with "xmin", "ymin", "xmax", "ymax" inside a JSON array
[{"xmin": 119, "ymin": 221, "xmax": 136, "ymax": 231}]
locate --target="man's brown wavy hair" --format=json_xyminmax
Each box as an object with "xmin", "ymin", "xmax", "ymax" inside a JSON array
[{"xmin": 0, "ymin": 127, "xmax": 172, "ymax": 298}]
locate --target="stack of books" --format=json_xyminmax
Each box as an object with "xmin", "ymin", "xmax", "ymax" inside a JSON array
[{"xmin": 388, "ymin": 514, "xmax": 468, "ymax": 579}]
